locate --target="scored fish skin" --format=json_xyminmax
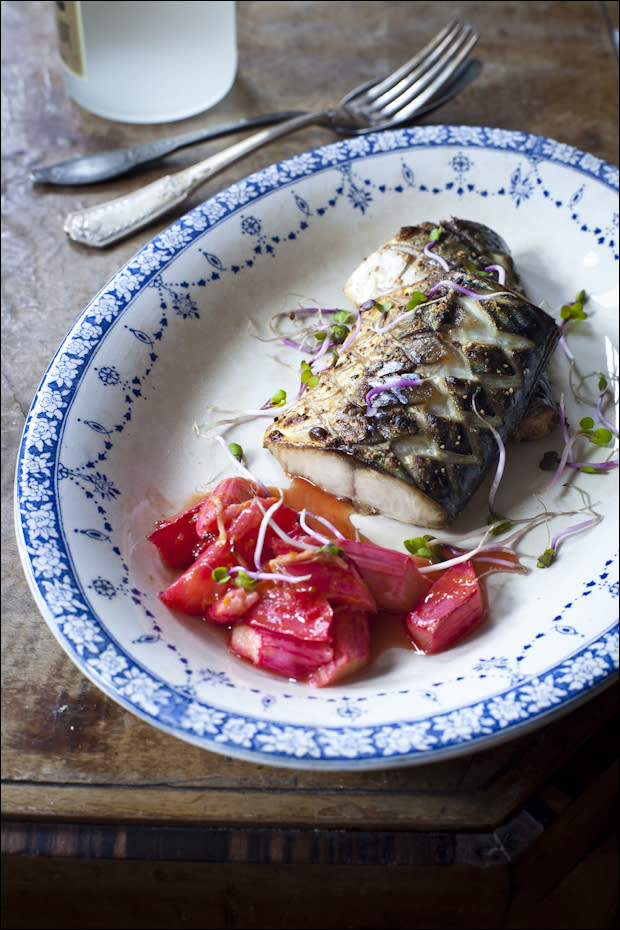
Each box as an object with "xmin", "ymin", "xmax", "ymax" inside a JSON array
[
  {"xmin": 345, "ymin": 217, "xmax": 559, "ymax": 441},
  {"xmin": 264, "ymin": 269, "xmax": 560, "ymax": 528}
]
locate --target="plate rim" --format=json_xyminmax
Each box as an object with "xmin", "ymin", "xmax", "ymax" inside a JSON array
[{"xmin": 14, "ymin": 124, "xmax": 620, "ymax": 770}]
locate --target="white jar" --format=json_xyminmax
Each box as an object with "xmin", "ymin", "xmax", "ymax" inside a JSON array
[{"xmin": 55, "ymin": 1, "xmax": 237, "ymax": 124}]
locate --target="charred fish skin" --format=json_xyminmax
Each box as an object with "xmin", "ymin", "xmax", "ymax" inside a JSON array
[
  {"xmin": 264, "ymin": 271, "xmax": 560, "ymax": 528},
  {"xmin": 344, "ymin": 217, "xmax": 559, "ymax": 439}
]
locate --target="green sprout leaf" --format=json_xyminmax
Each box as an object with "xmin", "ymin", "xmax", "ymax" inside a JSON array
[
  {"xmin": 212, "ymin": 567, "xmax": 231, "ymax": 584},
  {"xmin": 487, "ymin": 514, "xmax": 512, "ymax": 535},
  {"xmin": 228, "ymin": 442, "xmax": 245, "ymax": 463},
  {"xmin": 330, "ymin": 323, "xmax": 350, "ymax": 344},
  {"xmin": 270, "ymin": 388, "xmax": 287, "ymax": 407},
  {"xmin": 300, "ymin": 360, "xmax": 319, "ymax": 388},
  {"xmin": 319, "ymin": 543, "xmax": 345, "ymax": 557},
  {"xmin": 536, "ymin": 548, "xmax": 555, "ymax": 568},
  {"xmin": 406, "ymin": 291, "xmax": 427, "ymax": 311},
  {"xmin": 429, "ymin": 226, "xmax": 443, "ymax": 242},
  {"xmin": 375, "ymin": 299, "xmax": 393, "ymax": 315},
  {"xmin": 590, "ymin": 428, "xmax": 613, "ymax": 446},
  {"xmin": 598, "ymin": 373, "xmax": 608, "ymax": 392},
  {"xmin": 404, "ymin": 534, "xmax": 436, "ymax": 559},
  {"xmin": 233, "ymin": 570, "xmax": 258, "ymax": 591},
  {"xmin": 560, "ymin": 289, "xmax": 587, "ymax": 322},
  {"xmin": 579, "ymin": 417, "xmax": 612, "ymax": 446}
]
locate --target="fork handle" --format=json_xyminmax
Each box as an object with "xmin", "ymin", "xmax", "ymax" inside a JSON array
[{"xmin": 64, "ymin": 112, "xmax": 327, "ymax": 248}]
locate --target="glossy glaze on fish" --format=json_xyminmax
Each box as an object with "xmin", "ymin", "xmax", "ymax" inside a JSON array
[{"xmin": 264, "ymin": 267, "xmax": 560, "ymax": 528}]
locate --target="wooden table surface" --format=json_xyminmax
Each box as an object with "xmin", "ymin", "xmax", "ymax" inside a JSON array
[{"xmin": 2, "ymin": 2, "xmax": 618, "ymax": 928}]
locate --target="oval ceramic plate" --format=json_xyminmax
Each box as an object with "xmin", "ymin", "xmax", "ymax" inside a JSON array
[{"xmin": 15, "ymin": 126, "xmax": 619, "ymax": 770}]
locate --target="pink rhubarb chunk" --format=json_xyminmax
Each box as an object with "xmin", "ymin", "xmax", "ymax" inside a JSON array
[
  {"xmin": 405, "ymin": 559, "xmax": 484, "ymax": 654},
  {"xmin": 340, "ymin": 538, "xmax": 431, "ymax": 611},
  {"xmin": 245, "ymin": 583, "xmax": 334, "ymax": 641},
  {"xmin": 307, "ymin": 606, "xmax": 371, "ymax": 687},
  {"xmin": 230, "ymin": 624, "xmax": 334, "ymax": 680}
]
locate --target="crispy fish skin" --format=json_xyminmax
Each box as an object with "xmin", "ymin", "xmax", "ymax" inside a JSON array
[
  {"xmin": 264, "ymin": 270, "xmax": 560, "ymax": 528},
  {"xmin": 345, "ymin": 217, "xmax": 559, "ymax": 441}
]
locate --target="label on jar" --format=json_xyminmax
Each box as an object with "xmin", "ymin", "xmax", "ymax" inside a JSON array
[{"xmin": 55, "ymin": 1, "xmax": 86, "ymax": 78}]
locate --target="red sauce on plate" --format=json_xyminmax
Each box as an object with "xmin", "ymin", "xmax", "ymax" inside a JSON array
[{"xmin": 278, "ymin": 476, "xmax": 365, "ymax": 541}]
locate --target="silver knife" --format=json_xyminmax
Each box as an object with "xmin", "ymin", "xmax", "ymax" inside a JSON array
[{"xmin": 30, "ymin": 110, "xmax": 305, "ymax": 186}]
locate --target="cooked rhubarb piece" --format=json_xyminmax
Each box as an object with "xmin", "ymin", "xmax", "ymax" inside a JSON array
[
  {"xmin": 147, "ymin": 500, "xmax": 205, "ymax": 569},
  {"xmin": 158, "ymin": 537, "xmax": 234, "ymax": 616},
  {"xmin": 308, "ymin": 606, "xmax": 371, "ymax": 687},
  {"xmin": 195, "ymin": 477, "xmax": 267, "ymax": 537},
  {"xmin": 405, "ymin": 559, "xmax": 484, "ymax": 653},
  {"xmin": 230, "ymin": 624, "xmax": 334, "ymax": 680},
  {"xmin": 339, "ymin": 538, "xmax": 431, "ymax": 611},
  {"xmin": 245, "ymin": 583, "xmax": 334, "ymax": 641},
  {"xmin": 280, "ymin": 553, "xmax": 377, "ymax": 612}
]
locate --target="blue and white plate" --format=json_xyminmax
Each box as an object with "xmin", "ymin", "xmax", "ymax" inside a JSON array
[{"xmin": 15, "ymin": 126, "xmax": 619, "ymax": 770}]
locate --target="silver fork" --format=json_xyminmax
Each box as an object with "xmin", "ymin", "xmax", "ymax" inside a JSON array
[{"xmin": 64, "ymin": 22, "xmax": 478, "ymax": 248}]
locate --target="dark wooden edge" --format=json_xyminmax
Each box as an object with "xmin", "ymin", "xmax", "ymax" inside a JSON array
[{"xmin": 3, "ymin": 703, "xmax": 617, "ymax": 867}]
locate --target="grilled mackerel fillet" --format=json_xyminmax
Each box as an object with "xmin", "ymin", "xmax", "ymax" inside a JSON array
[
  {"xmin": 345, "ymin": 218, "xmax": 559, "ymax": 443},
  {"xmin": 264, "ymin": 267, "xmax": 560, "ymax": 528}
]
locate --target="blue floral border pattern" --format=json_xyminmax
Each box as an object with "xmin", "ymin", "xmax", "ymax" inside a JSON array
[{"xmin": 15, "ymin": 126, "xmax": 619, "ymax": 767}]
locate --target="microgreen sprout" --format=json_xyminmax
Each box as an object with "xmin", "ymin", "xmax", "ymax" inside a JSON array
[
  {"xmin": 596, "ymin": 373, "xmax": 620, "ymax": 439},
  {"xmin": 269, "ymin": 388, "xmax": 287, "ymax": 407},
  {"xmin": 536, "ymin": 549, "xmax": 555, "ymax": 569},
  {"xmin": 424, "ymin": 227, "xmax": 450, "ymax": 271},
  {"xmin": 425, "ymin": 280, "xmax": 509, "ymax": 301},
  {"xmin": 228, "ymin": 442, "xmax": 245, "ymax": 463},
  {"xmin": 375, "ymin": 299, "xmax": 394, "ymax": 315},
  {"xmin": 536, "ymin": 516, "xmax": 600, "ymax": 568},
  {"xmin": 233, "ymin": 569, "xmax": 258, "ymax": 590},
  {"xmin": 404, "ymin": 535, "xmax": 437, "ymax": 560},
  {"xmin": 330, "ymin": 323, "xmax": 350, "ymax": 344},
  {"xmin": 406, "ymin": 291, "xmax": 427, "ymax": 311},
  {"xmin": 487, "ymin": 514, "xmax": 512, "ymax": 535},
  {"xmin": 215, "ymin": 436, "xmax": 270, "ymax": 496},
  {"xmin": 559, "ymin": 290, "xmax": 587, "ymax": 323},
  {"xmin": 579, "ymin": 417, "xmax": 612, "ymax": 447},
  {"xmin": 557, "ymin": 289, "xmax": 588, "ymax": 361},
  {"xmin": 212, "ymin": 566, "xmax": 231, "ymax": 584},
  {"xmin": 319, "ymin": 543, "xmax": 345, "ymax": 557},
  {"xmin": 300, "ymin": 359, "xmax": 319, "ymax": 388}
]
